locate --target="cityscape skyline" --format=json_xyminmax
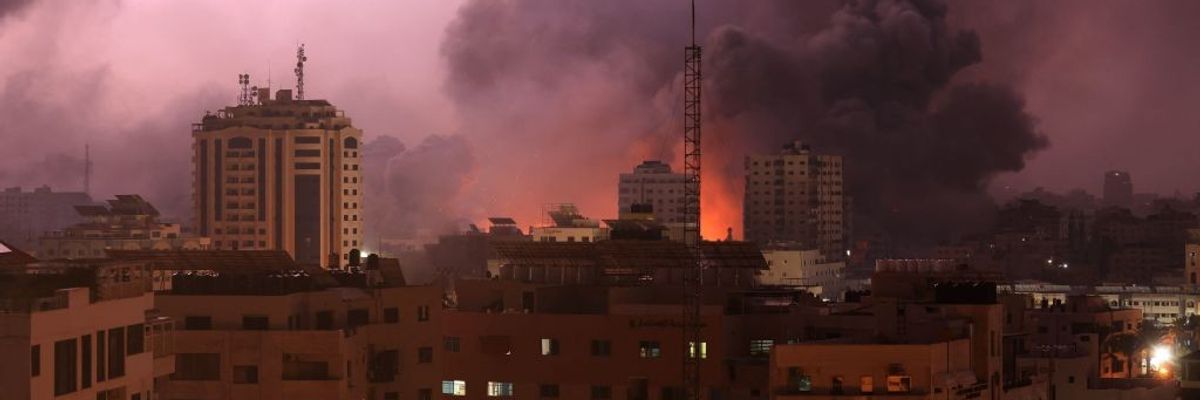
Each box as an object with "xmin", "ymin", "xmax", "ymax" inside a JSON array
[
  {"xmin": 5, "ymin": 2, "xmax": 1200, "ymax": 400},
  {"xmin": 1, "ymin": 1, "xmax": 1200, "ymax": 244}
]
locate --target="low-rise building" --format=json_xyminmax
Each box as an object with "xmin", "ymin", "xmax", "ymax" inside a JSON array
[
  {"xmin": 758, "ymin": 249, "xmax": 846, "ymax": 300},
  {"xmin": 38, "ymin": 195, "xmax": 210, "ymax": 260},
  {"xmin": 0, "ymin": 246, "xmax": 174, "ymax": 400}
]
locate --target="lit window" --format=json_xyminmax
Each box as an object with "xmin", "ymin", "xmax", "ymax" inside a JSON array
[
  {"xmin": 688, "ymin": 341, "xmax": 707, "ymax": 359},
  {"xmin": 638, "ymin": 341, "xmax": 661, "ymax": 358},
  {"xmin": 886, "ymin": 376, "xmax": 912, "ymax": 393},
  {"xmin": 541, "ymin": 338, "xmax": 559, "ymax": 356},
  {"xmin": 487, "ymin": 381, "xmax": 514, "ymax": 397},
  {"xmin": 749, "ymin": 339, "xmax": 774, "ymax": 356},
  {"xmin": 860, "ymin": 376, "xmax": 874, "ymax": 393},
  {"xmin": 787, "ymin": 368, "xmax": 811, "ymax": 392},
  {"xmin": 441, "ymin": 380, "xmax": 466, "ymax": 396}
]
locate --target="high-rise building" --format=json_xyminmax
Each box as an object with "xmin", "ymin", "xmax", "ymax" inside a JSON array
[
  {"xmin": 743, "ymin": 141, "xmax": 845, "ymax": 259},
  {"xmin": 617, "ymin": 161, "xmax": 690, "ymax": 224},
  {"xmin": 0, "ymin": 186, "xmax": 93, "ymax": 250},
  {"xmin": 1103, "ymin": 170, "xmax": 1133, "ymax": 209},
  {"xmin": 192, "ymin": 88, "xmax": 362, "ymax": 267}
]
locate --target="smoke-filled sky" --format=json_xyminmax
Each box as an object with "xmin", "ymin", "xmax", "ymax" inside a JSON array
[{"xmin": 2, "ymin": 0, "xmax": 1199, "ymax": 243}]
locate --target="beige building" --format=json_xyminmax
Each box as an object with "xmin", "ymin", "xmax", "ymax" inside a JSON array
[
  {"xmin": 38, "ymin": 195, "xmax": 210, "ymax": 260},
  {"xmin": 617, "ymin": 161, "xmax": 691, "ymax": 225},
  {"xmin": 743, "ymin": 142, "xmax": 845, "ymax": 259},
  {"xmin": 0, "ymin": 253, "xmax": 175, "ymax": 400},
  {"xmin": 758, "ymin": 249, "xmax": 846, "ymax": 300},
  {"xmin": 530, "ymin": 204, "xmax": 609, "ymax": 243},
  {"xmin": 192, "ymin": 88, "xmax": 362, "ymax": 267}
]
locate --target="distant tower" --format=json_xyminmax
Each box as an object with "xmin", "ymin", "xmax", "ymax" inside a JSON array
[
  {"xmin": 1103, "ymin": 170, "xmax": 1133, "ymax": 209},
  {"xmin": 294, "ymin": 44, "xmax": 307, "ymax": 100},
  {"xmin": 83, "ymin": 144, "xmax": 91, "ymax": 196}
]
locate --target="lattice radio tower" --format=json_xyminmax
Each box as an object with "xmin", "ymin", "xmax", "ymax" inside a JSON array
[
  {"xmin": 681, "ymin": 0, "xmax": 703, "ymax": 399},
  {"xmin": 294, "ymin": 44, "xmax": 307, "ymax": 100}
]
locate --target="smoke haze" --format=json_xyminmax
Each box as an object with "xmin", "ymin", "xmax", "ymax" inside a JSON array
[{"xmin": 2, "ymin": 0, "xmax": 1200, "ymax": 246}]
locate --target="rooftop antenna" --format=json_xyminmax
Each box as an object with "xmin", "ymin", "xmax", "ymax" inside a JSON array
[
  {"xmin": 681, "ymin": 0, "xmax": 703, "ymax": 399},
  {"xmin": 294, "ymin": 43, "xmax": 307, "ymax": 100},
  {"xmin": 238, "ymin": 73, "xmax": 252, "ymax": 106},
  {"xmin": 83, "ymin": 143, "xmax": 92, "ymax": 196}
]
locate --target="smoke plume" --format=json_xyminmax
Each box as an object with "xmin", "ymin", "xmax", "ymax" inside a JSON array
[
  {"xmin": 442, "ymin": 0, "xmax": 1048, "ymax": 244},
  {"xmin": 364, "ymin": 135, "xmax": 478, "ymax": 239}
]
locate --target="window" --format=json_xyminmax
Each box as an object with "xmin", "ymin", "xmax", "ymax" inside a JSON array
[
  {"xmin": 384, "ymin": 393, "xmax": 399, "ymax": 400},
  {"xmin": 540, "ymin": 384, "xmax": 560, "ymax": 398},
  {"xmin": 445, "ymin": 337, "xmax": 461, "ymax": 352},
  {"xmin": 886, "ymin": 376, "xmax": 912, "ymax": 393},
  {"xmin": 96, "ymin": 330, "xmax": 106, "ymax": 382},
  {"xmin": 233, "ymin": 365, "xmax": 259, "ymax": 384},
  {"xmin": 242, "ymin": 316, "xmax": 269, "ymax": 330},
  {"xmin": 860, "ymin": 376, "xmax": 874, "ymax": 393},
  {"xmin": 295, "ymin": 162, "xmax": 321, "ymax": 169},
  {"xmin": 418, "ymin": 347, "xmax": 433, "ymax": 363},
  {"xmin": 831, "ymin": 376, "xmax": 844, "ymax": 395},
  {"xmin": 419, "ymin": 388, "xmax": 433, "ymax": 400},
  {"xmin": 541, "ymin": 338, "xmax": 560, "ymax": 356},
  {"xmin": 316, "ymin": 310, "xmax": 334, "ymax": 330},
  {"xmin": 591, "ymin": 386, "xmax": 612, "ymax": 399},
  {"xmin": 417, "ymin": 305, "xmax": 430, "ymax": 321},
  {"xmin": 282, "ymin": 354, "xmax": 330, "ymax": 380},
  {"xmin": 442, "ymin": 380, "xmax": 467, "ymax": 396},
  {"xmin": 184, "ymin": 316, "xmax": 212, "ymax": 330},
  {"xmin": 347, "ymin": 309, "xmax": 369, "ymax": 327},
  {"xmin": 30, "ymin": 344, "xmax": 40, "ymax": 377},
  {"xmin": 639, "ymin": 341, "xmax": 661, "ymax": 358},
  {"xmin": 689, "ymin": 341, "xmax": 708, "ymax": 359},
  {"xmin": 384, "ymin": 307, "xmax": 399, "ymax": 323},
  {"xmin": 591, "ymin": 340, "xmax": 612, "ymax": 356},
  {"xmin": 788, "ymin": 368, "xmax": 811, "ymax": 392},
  {"xmin": 295, "ymin": 136, "xmax": 321, "ymax": 144},
  {"xmin": 54, "ymin": 339, "xmax": 78, "ymax": 396},
  {"xmin": 81, "ymin": 335, "xmax": 91, "ymax": 388},
  {"xmin": 294, "ymin": 149, "xmax": 321, "ymax": 157},
  {"xmin": 107, "ymin": 327, "xmax": 126, "ymax": 378},
  {"xmin": 173, "ymin": 353, "xmax": 220, "ymax": 381},
  {"xmin": 749, "ymin": 339, "xmax": 774, "ymax": 356},
  {"xmin": 488, "ymin": 381, "xmax": 514, "ymax": 397}
]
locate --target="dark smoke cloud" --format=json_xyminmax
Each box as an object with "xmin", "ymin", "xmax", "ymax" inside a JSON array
[
  {"xmin": 443, "ymin": 0, "xmax": 1047, "ymax": 243},
  {"xmin": 0, "ymin": 0, "xmax": 34, "ymax": 21}
]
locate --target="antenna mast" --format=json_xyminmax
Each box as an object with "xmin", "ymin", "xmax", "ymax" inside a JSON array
[
  {"xmin": 681, "ymin": 0, "xmax": 703, "ymax": 399},
  {"xmin": 294, "ymin": 44, "xmax": 307, "ymax": 100},
  {"xmin": 83, "ymin": 144, "xmax": 92, "ymax": 196},
  {"xmin": 238, "ymin": 73, "xmax": 252, "ymax": 106}
]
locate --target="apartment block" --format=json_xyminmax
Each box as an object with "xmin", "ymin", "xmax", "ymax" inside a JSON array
[
  {"xmin": 192, "ymin": 88, "xmax": 362, "ymax": 267},
  {"xmin": 743, "ymin": 142, "xmax": 845, "ymax": 259}
]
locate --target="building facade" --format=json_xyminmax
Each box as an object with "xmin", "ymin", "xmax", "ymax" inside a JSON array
[
  {"xmin": 1103, "ymin": 170, "xmax": 1133, "ymax": 210},
  {"xmin": 38, "ymin": 195, "xmax": 210, "ymax": 260},
  {"xmin": 743, "ymin": 142, "xmax": 845, "ymax": 259},
  {"xmin": 0, "ymin": 259, "xmax": 175, "ymax": 400},
  {"xmin": 617, "ymin": 161, "xmax": 690, "ymax": 224},
  {"xmin": 192, "ymin": 88, "xmax": 363, "ymax": 267}
]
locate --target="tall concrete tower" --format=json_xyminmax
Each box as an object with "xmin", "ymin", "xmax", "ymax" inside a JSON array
[
  {"xmin": 1102, "ymin": 170, "xmax": 1133, "ymax": 210},
  {"xmin": 743, "ymin": 141, "xmax": 845, "ymax": 259},
  {"xmin": 192, "ymin": 87, "xmax": 363, "ymax": 267}
]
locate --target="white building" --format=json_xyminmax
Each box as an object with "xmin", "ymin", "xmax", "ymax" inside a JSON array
[{"xmin": 758, "ymin": 249, "xmax": 846, "ymax": 300}]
